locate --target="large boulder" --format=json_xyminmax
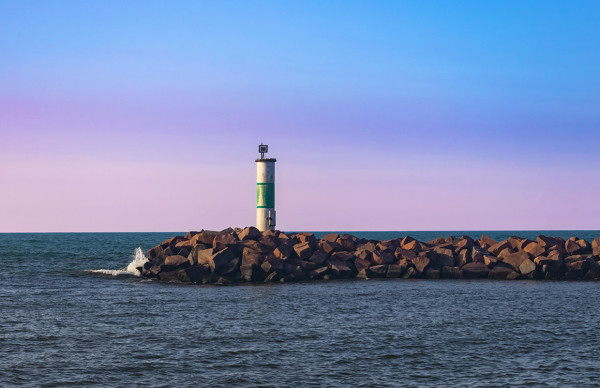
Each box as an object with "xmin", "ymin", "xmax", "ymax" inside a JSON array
[
  {"xmin": 519, "ymin": 258, "xmax": 536, "ymax": 275},
  {"xmin": 488, "ymin": 240, "xmax": 512, "ymax": 256},
  {"xmin": 196, "ymin": 230, "xmax": 220, "ymax": 246},
  {"xmin": 242, "ymin": 248, "xmax": 264, "ymax": 267},
  {"xmin": 479, "ymin": 235, "xmax": 497, "ymax": 250},
  {"xmin": 441, "ymin": 266, "xmax": 462, "ymax": 279},
  {"xmin": 565, "ymin": 239, "xmax": 583, "ymax": 255},
  {"xmin": 488, "ymin": 263, "xmax": 517, "ymax": 280},
  {"xmin": 213, "ymin": 233, "xmax": 239, "ymax": 251},
  {"xmin": 309, "ymin": 250, "xmax": 329, "ymax": 265},
  {"xmin": 523, "ymin": 242, "xmax": 545, "ymax": 257},
  {"xmin": 308, "ymin": 266, "xmax": 329, "ymax": 279},
  {"xmin": 413, "ymin": 252, "xmax": 432, "ymax": 273},
  {"xmin": 372, "ymin": 250, "xmax": 395, "ymax": 265},
  {"xmin": 327, "ymin": 258, "xmax": 353, "ymax": 278},
  {"xmin": 321, "ymin": 233, "xmax": 339, "ymax": 243},
  {"xmin": 293, "ymin": 241, "xmax": 314, "ymax": 260},
  {"xmin": 209, "ymin": 248, "xmax": 235, "ymax": 272},
  {"xmin": 158, "ymin": 268, "xmax": 190, "ymax": 283},
  {"xmin": 164, "ymin": 255, "xmax": 189, "ymax": 268},
  {"xmin": 367, "ymin": 264, "xmax": 388, "ymax": 278},
  {"xmin": 260, "ymin": 256, "xmax": 284, "ymax": 273},
  {"xmin": 240, "ymin": 264, "xmax": 265, "ymax": 282},
  {"xmin": 503, "ymin": 252, "xmax": 530, "ymax": 272},
  {"xmin": 189, "ymin": 246, "xmax": 213, "ymax": 266},
  {"xmin": 433, "ymin": 247, "xmax": 455, "ymax": 267},
  {"xmin": 354, "ymin": 258, "xmax": 371, "ymax": 273},
  {"xmin": 462, "ymin": 262, "xmax": 490, "ymax": 279},
  {"xmin": 273, "ymin": 241, "xmax": 294, "ymax": 259},
  {"xmin": 259, "ymin": 234, "xmax": 280, "ymax": 250},
  {"xmin": 592, "ymin": 237, "xmax": 600, "ymax": 257},
  {"xmin": 318, "ymin": 240, "xmax": 342, "ymax": 254},
  {"xmin": 386, "ymin": 264, "xmax": 403, "ymax": 278},
  {"xmin": 338, "ymin": 234, "xmax": 358, "ymax": 251},
  {"xmin": 238, "ymin": 226, "xmax": 262, "ymax": 241}
]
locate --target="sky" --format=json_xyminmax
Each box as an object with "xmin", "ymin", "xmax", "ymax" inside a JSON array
[{"xmin": 1, "ymin": 0, "xmax": 599, "ymax": 232}]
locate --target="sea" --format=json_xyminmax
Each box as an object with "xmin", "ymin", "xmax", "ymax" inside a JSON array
[{"xmin": 1, "ymin": 231, "xmax": 600, "ymax": 387}]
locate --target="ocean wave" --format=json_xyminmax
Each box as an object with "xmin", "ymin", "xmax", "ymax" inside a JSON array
[{"xmin": 87, "ymin": 247, "xmax": 148, "ymax": 277}]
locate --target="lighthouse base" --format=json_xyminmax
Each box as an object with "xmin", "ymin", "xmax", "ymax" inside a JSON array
[{"xmin": 256, "ymin": 208, "xmax": 276, "ymax": 232}]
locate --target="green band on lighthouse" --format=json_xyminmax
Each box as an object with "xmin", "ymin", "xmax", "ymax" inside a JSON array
[{"xmin": 256, "ymin": 183, "xmax": 275, "ymax": 208}]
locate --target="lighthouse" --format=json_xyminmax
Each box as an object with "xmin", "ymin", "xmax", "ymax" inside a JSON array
[{"xmin": 256, "ymin": 144, "xmax": 276, "ymax": 231}]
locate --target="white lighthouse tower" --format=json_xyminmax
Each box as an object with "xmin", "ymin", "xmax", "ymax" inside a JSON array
[{"xmin": 256, "ymin": 144, "xmax": 276, "ymax": 231}]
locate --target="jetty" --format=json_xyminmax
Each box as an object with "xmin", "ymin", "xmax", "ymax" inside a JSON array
[{"xmin": 139, "ymin": 228, "xmax": 600, "ymax": 284}]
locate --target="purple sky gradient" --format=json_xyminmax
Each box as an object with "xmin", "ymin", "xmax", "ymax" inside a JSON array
[{"xmin": 1, "ymin": 1, "xmax": 599, "ymax": 232}]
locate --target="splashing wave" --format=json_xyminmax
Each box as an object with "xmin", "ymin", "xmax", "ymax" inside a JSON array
[{"xmin": 87, "ymin": 247, "xmax": 148, "ymax": 277}]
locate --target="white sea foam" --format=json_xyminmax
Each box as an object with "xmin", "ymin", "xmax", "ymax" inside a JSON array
[{"xmin": 87, "ymin": 247, "xmax": 149, "ymax": 277}]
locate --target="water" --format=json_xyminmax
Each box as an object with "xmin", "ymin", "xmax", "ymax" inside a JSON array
[{"xmin": 1, "ymin": 231, "xmax": 599, "ymax": 387}]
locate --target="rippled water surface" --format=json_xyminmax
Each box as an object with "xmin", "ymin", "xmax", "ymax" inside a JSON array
[{"xmin": 1, "ymin": 232, "xmax": 600, "ymax": 387}]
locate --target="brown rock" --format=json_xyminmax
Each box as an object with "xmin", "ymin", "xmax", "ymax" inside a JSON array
[
  {"xmin": 184, "ymin": 231, "xmax": 200, "ymax": 239},
  {"xmin": 534, "ymin": 250, "xmax": 562, "ymax": 267},
  {"xmin": 433, "ymin": 247, "xmax": 454, "ymax": 267},
  {"xmin": 519, "ymin": 258, "xmax": 536, "ymax": 275},
  {"xmin": 175, "ymin": 239, "xmax": 195, "ymax": 251},
  {"xmin": 240, "ymin": 263, "xmax": 265, "ymax": 282},
  {"xmin": 273, "ymin": 241, "xmax": 294, "ymax": 259},
  {"xmin": 189, "ymin": 246, "xmax": 213, "ymax": 266},
  {"xmin": 372, "ymin": 250, "xmax": 395, "ymax": 265},
  {"xmin": 497, "ymin": 248, "xmax": 515, "ymax": 260},
  {"xmin": 424, "ymin": 267, "xmax": 441, "ymax": 279},
  {"xmin": 456, "ymin": 249, "xmax": 471, "ymax": 267},
  {"xmin": 576, "ymin": 239, "xmax": 591, "ymax": 252},
  {"xmin": 523, "ymin": 242, "xmax": 545, "ymax": 257},
  {"xmin": 259, "ymin": 234, "xmax": 281, "ymax": 250},
  {"xmin": 318, "ymin": 240, "xmax": 342, "ymax": 254},
  {"xmin": 395, "ymin": 248, "xmax": 417, "ymax": 261},
  {"xmin": 565, "ymin": 239, "xmax": 583, "ymax": 255},
  {"xmin": 260, "ymin": 256, "xmax": 284, "ymax": 273},
  {"xmin": 592, "ymin": 237, "xmax": 600, "ymax": 257},
  {"xmin": 219, "ymin": 257, "xmax": 240, "ymax": 275},
  {"xmin": 368, "ymin": 264, "xmax": 388, "ymax": 277},
  {"xmin": 209, "ymin": 248, "xmax": 234, "ymax": 272},
  {"xmin": 309, "ymin": 250, "xmax": 329, "ymax": 265},
  {"xmin": 503, "ymin": 252, "xmax": 530, "ymax": 272},
  {"xmin": 354, "ymin": 258, "xmax": 371, "ymax": 273},
  {"xmin": 479, "ymin": 235, "xmax": 497, "ymax": 250},
  {"xmin": 237, "ymin": 239, "xmax": 266, "ymax": 254},
  {"xmin": 488, "ymin": 240, "xmax": 512, "ymax": 256},
  {"xmin": 308, "ymin": 266, "xmax": 329, "ymax": 279},
  {"xmin": 196, "ymin": 231, "xmax": 220, "ymax": 246},
  {"xmin": 238, "ymin": 226, "xmax": 262, "ymax": 241},
  {"xmin": 242, "ymin": 248, "xmax": 264, "ymax": 267},
  {"xmin": 471, "ymin": 247, "xmax": 485, "ymax": 263},
  {"xmin": 328, "ymin": 258, "xmax": 353, "ymax": 277},
  {"xmin": 427, "ymin": 237, "xmax": 446, "ymax": 246},
  {"xmin": 293, "ymin": 241, "xmax": 314, "ymax": 260},
  {"xmin": 483, "ymin": 255, "xmax": 498, "ymax": 268},
  {"xmin": 321, "ymin": 233, "xmax": 339, "ymax": 243},
  {"xmin": 401, "ymin": 267, "xmax": 418, "ymax": 279},
  {"xmin": 488, "ymin": 263, "xmax": 516, "ymax": 280},
  {"xmin": 158, "ymin": 268, "xmax": 190, "ymax": 282},
  {"xmin": 331, "ymin": 251, "xmax": 355, "ymax": 262},
  {"xmin": 164, "ymin": 255, "xmax": 189, "ymax": 267},
  {"xmin": 454, "ymin": 238, "xmax": 474, "ymax": 254},
  {"xmin": 413, "ymin": 252, "xmax": 431, "ymax": 273},
  {"xmin": 386, "ymin": 264, "xmax": 403, "ymax": 278},
  {"xmin": 338, "ymin": 234, "xmax": 358, "ymax": 251},
  {"xmin": 161, "ymin": 235, "xmax": 186, "ymax": 249},
  {"xmin": 212, "ymin": 233, "xmax": 238, "ymax": 251},
  {"xmin": 441, "ymin": 266, "xmax": 463, "ymax": 279},
  {"xmin": 462, "ymin": 262, "xmax": 490, "ymax": 278},
  {"xmin": 297, "ymin": 232, "xmax": 316, "ymax": 244}
]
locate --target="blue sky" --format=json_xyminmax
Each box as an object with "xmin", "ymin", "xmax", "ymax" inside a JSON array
[{"xmin": 1, "ymin": 0, "xmax": 599, "ymax": 231}]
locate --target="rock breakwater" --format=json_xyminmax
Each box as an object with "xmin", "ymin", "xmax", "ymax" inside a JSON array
[{"xmin": 140, "ymin": 228, "xmax": 600, "ymax": 284}]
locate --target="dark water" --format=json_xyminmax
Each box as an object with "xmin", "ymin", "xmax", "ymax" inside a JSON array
[{"xmin": 1, "ymin": 231, "xmax": 600, "ymax": 387}]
